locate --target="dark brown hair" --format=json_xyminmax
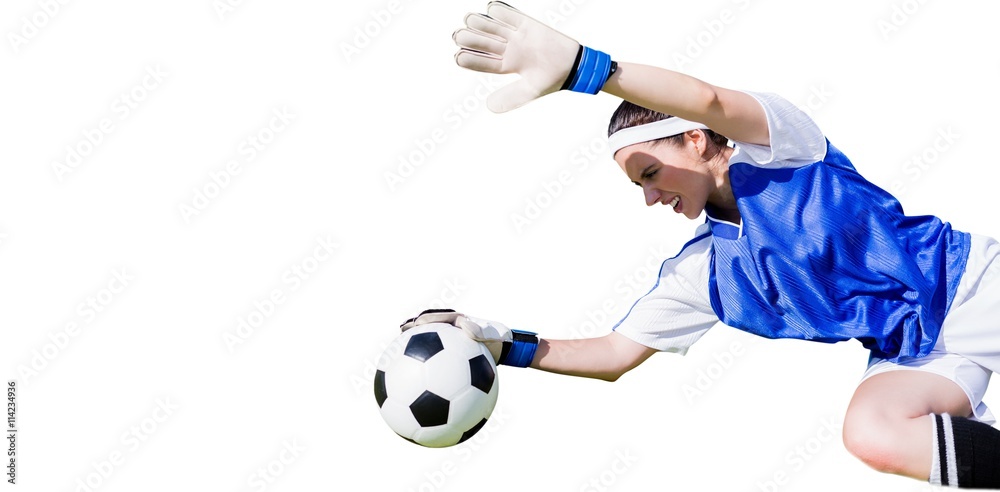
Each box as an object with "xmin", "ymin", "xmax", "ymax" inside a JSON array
[{"xmin": 608, "ymin": 100, "xmax": 729, "ymax": 156}]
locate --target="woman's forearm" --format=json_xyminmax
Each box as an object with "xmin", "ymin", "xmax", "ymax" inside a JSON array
[
  {"xmin": 530, "ymin": 332, "xmax": 657, "ymax": 382},
  {"xmin": 602, "ymin": 62, "xmax": 770, "ymax": 146}
]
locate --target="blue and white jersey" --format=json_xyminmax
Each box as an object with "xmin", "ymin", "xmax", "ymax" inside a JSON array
[
  {"xmin": 612, "ymin": 225, "xmax": 717, "ymax": 355},
  {"xmin": 614, "ymin": 92, "xmax": 971, "ymax": 362}
]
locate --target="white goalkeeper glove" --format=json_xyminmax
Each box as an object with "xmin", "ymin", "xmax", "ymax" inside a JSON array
[
  {"xmin": 453, "ymin": 1, "xmax": 617, "ymax": 113},
  {"xmin": 400, "ymin": 309, "xmax": 539, "ymax": 367}
]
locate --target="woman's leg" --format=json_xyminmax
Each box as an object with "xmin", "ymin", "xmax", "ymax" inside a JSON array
[{"xmin": 842, "ymin": 369, "xmax": 972, "ymax": 481}]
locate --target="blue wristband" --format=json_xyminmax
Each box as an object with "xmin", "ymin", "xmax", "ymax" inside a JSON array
[
  {"xmin": 498, "ymin": 330, "xmax": 539, "ymax": 368},
  {"xmin": 563, "ymin": 46, "xmax": 615, "ymax": 95}
]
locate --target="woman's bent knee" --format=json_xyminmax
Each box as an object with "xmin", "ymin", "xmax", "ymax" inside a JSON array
[
  {"xmin": 843, "ymin": 408, "xmax": 925, "ymax": 475},
  {"xmin": 842, "ymin": 370, "xmax": 972, "ymax": 480}
]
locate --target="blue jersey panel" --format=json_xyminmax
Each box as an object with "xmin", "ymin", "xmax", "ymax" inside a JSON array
[{"xmin": 708, "ymin": 140, "xmax": 970, "ymax": 362}]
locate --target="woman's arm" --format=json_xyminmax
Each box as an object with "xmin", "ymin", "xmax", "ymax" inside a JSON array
[
  {"xmin": 531, "ymin": 331, "xmax": 657, "ymax": 382},
  {"xmin": 603, "ymin": 62, "xmax": 770, "ymax": 146},
  {"xmin": 453, "ymin": 4, "xmax": 770, "ymax": 145}
]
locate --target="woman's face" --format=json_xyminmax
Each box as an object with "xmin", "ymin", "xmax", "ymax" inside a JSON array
[{"xmin": 614, "ymin": 131, "xmax": 720, "ymax": 221}]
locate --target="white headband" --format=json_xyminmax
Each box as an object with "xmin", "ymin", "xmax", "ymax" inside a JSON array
[{"xmin": 608, "ymin": 117, "xmax": 709, "ymax": 156}]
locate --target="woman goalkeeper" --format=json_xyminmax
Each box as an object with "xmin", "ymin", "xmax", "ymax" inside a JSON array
[{"xmin": 402, "ymin": 2, "xmax": 1000, "ymax": 487}]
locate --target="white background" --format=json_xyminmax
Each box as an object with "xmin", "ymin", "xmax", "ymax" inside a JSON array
[{"xmin": 2, "ymin": 0, "xmax": 999, "ymax": 491}]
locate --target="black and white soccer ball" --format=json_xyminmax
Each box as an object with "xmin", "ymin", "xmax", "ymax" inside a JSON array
[{"xmin": 374, "ymin": 322, "xmax": 499, "ymax": 447}]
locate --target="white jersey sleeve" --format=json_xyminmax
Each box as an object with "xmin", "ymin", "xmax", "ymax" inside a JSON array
[
  {"xmin": 729, "ymin": 91, "xmax": 827, "ymax": 168},
  {"xmin": 612, "ymin": 223, "xmax": 718, "ymax": 354}
]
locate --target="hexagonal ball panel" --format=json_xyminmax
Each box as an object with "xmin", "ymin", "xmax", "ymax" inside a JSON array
[
  {"xmin": 383, "ymin": 352, "xmax": 428, "ymax": 406},
  {"xmin": 447, "ymin": 384, "xmax": 496, "ymax": 435},
  {"xmin": 378, "ymin": 399, "xmax": 420, "ymax": 441},
  {"xmin": 413, "ymin": 424, "xmax": 462, "ymax": 448},
  {"xmin": 435, "ymin": 324, "xmax": 483, "ymax": 359},
  {"xmin": 404, "ymin": 332, "xmax": 444, "ymax": 362},
  {"xmin": 423, "ymin": 346, "xmax": 474, "ymax": 400},
  {"xmin": 409, "ymin": 390, "xmax": 450, "ymax": 427}
]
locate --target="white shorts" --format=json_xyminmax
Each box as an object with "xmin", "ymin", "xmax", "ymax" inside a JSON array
[{"xmin": 862, "ymin": 233, "xmax": 1000, "ymax": 424}]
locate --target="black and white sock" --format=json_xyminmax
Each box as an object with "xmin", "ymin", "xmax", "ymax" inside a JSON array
[{"xmin": 930, "ymin": 413, "xmax": 1000, "ymax": 488}]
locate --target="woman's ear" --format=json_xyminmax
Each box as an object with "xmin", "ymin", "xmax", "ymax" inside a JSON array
[{"xmin": 685, "ymin": 129, "xmax": 708, "ymax": 158}]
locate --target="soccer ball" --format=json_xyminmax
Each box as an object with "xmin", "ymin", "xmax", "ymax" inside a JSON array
[{"xmin": 374, "ymin": 322, "xmax": 499, "ymax": 447}]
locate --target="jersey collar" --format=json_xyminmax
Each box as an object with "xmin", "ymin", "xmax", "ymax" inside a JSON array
[{"xmin": 704, "ymin": 209, "xmax": 743, "ymax": 239}]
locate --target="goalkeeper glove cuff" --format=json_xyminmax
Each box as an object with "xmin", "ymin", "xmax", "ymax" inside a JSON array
[
  {"xmin": 560, "ymin": 45, "xmax": 617, "ymax": 95},
  {"xmin": 498, "ymin": 329, "xmax": 539, "ymax": 368}
]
